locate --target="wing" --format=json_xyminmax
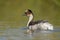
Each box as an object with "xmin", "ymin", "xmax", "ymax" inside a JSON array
[{"xmin": 29, "ymin": 20, "xmax": 48, "ymax": 26}]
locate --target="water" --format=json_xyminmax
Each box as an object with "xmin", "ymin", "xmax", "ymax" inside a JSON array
[{"xmin": 0, "ymin": 26, "xmax": 60, "ymax": 40}]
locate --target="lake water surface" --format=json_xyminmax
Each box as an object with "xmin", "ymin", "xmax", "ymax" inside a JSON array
[{"xmin": 0, "ymin": 26, "xmax": 60, "ymax": 40}]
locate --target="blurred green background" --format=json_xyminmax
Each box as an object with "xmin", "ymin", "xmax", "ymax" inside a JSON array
[{"xmin": 0, "ymin": 0, "xmax": 60, "ymax": 28}]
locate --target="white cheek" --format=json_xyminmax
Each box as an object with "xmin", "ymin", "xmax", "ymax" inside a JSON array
[{"xmin": 26, "ymin": 14, "xmax": 30, "ymax": 17}]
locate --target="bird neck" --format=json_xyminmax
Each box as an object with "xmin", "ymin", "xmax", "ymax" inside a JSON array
[{"xmin": 27, "ymin": 14, "xmax": 34, "ymax": 27}]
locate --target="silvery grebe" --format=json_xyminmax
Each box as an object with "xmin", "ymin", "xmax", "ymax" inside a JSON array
[{"xmin": 24, "ymin": 9, "xmax": 53, "ymax": 33}]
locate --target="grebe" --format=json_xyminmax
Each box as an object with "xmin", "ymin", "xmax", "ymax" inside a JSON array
[{"xmin": 24, "ymin": 9, "xmax": 53, "ymax": 34}]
